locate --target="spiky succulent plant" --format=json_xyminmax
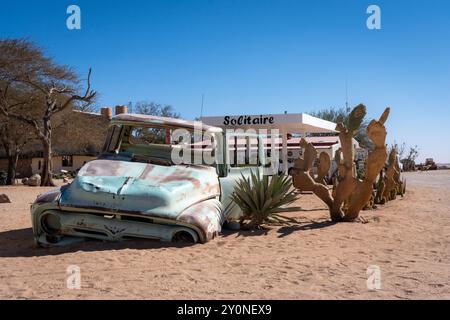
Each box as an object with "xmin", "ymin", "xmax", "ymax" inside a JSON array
[{"xmin": 230, "ymin": 170, "xmax": 298, "ymax": 228}]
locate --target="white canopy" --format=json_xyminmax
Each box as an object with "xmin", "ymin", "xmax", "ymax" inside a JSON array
[
  {"xmin": 201, "ymin": 113, "xmax": 338, "ymax": 173},
  {"xmin": 201, "ymin": 113, "xmax": 337, "ymax": 133}
]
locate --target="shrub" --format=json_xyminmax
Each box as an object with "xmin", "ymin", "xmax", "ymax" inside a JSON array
[
  {"xmin": 230, "ymin": 170, "xmax": 298, "ymax": 228},
  {"xmin": 0, "ymin": 171, "xmax": 7, "ymax": 186}
]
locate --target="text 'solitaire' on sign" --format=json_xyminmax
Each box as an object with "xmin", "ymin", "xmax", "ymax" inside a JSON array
[{"xmin": 223, "ymin": 115, "xmax": 275, "ymax": 126}]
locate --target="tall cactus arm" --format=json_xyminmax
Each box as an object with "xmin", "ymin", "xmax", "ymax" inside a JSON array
[
  {"xmin": 345, "ymin": 107, "xmax": 390, "ymax": 220},
  {"xmin": 316, "ymin": 152, "xmax": 331, "ymax": 185}
]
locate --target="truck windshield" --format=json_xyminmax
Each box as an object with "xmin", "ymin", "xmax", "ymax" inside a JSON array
[
  {"xmin": 103, "ymin": 124, "xmax": 218, "ymax": 167},
  {"xmin": 102, "ymin": 125, "xmax": 123, "ymax": 153}
]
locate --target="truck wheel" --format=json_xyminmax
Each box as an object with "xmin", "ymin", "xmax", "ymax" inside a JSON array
[{"xmin": 172, "ymin": 231, "xmax": 196, "ymax": 243}]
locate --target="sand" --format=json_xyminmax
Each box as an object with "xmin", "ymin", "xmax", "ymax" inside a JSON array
[{"xmin": 0, "ymin": 171, "xmax": 449, "ymax": 300}]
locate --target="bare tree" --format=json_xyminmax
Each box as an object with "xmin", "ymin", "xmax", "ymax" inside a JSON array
[
  {"xmin": 73, "ymin": 101, "xmax": 98, "ymax": 113},
  {"xmin": 0, "ymin": 40, "xmax": 41, "ymax": 184},
  {"xmin": 134, "ymin": 101, "xmax": 180, "ymax": 118},
  {"xmin": 0, "ymin": 112, "xmax": 35, "ymax": 185},
  {"xmin": 392, "ymin": 141, "xmax": 419, "ymax": 162},
  {"xmin": 309, "ymin": 106, "xmax": 371, "ymax": 148},
  {"xmin": 391, "ymin": 141, "xmax": 407, "ymax": 161},
  {"xmin": 309, "ymin": 106, "xmax": 348, "ymax": 124},
  {"xmin": 131, "ymin": 101, "xmax": 180, "ymax": 144},
  {"xmin": 0, "ymin": 39, "xmax": 96, "ymax": 186},
  {"xmin": 406, "ymin": 145, "xmax": 420, "ymax": 162}
]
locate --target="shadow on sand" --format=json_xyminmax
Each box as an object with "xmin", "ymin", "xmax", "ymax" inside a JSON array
[
  {"xmin": 221, "ymin": 228, "xmax": 269, "ymax": 239},
  {"xmin": 277, "ymin": 220, "xmax": 337, "ymax": 238},
  {"xmin": 0, "ymin": 227, "xmax": 194, "ymax": 258},
  {"xmin": 221, "ymin": 217, "xmax": 336, "ymax": 240},
  {"xmin": 1, "ymin": 217, "xmax": 337, "ymax": 258}
]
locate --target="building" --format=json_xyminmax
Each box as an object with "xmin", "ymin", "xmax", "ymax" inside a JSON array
[
  {"xmin": 0, "ymin": 106, "xmax": 124, "ymax": 178},
  {"xmin": 231, "ymin": 135, "xmax": 360, "ymax": 174},
  {"xmin": 201, "ymin": 112, "xmax": 360, "ymax": 174}
]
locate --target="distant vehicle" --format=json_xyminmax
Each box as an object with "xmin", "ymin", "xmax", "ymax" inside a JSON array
[
  {"xmin": 31, "ymin": 114, "xmax": 270, "ymax": 246},
  {"xmin": 417, "ymin": 158, "xmax": 438, "ymax": 171},
  {"xmin": 425, "ymin": 158, "xmax": 438, "ymax": 170}
]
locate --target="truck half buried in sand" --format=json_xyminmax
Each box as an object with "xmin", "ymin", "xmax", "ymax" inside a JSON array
[{"xmin": 31, "ymin": 114, "xmax": 271, "ymax": 246}]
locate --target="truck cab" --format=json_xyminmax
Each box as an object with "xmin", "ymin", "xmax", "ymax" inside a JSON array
[{"xmin": 31, "ymin": 114, "xmax": 271, "ymax": 246}]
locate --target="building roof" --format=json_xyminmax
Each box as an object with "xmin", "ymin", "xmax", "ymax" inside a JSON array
[
  {"xmin": 113, "ymin": 114, "xmax": 223, "ymax": 133},
  {"xmin": 285, "ymin": 136, "xmax": 339, "ymax": 145},
  {"xmin": 0, "ymin": 108, "xmax": 110, "ymax": 159},
  {"xmin": 225, "ymin": 136, "xmax": 360, "ymax": 149}
]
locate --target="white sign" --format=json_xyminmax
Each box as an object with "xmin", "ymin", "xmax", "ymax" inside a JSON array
[{"xmin": 223, "ymin": 115, "xmax": 275, "ymax": 126}]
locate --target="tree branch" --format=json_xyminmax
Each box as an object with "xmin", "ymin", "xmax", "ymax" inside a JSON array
[{"xmin": 55, "ymin": 68, "xmax": 96, "ymax": 113}]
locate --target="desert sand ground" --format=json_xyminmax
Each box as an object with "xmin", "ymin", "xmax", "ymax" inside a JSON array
[{"xmin": 0, "ymin": 171, "xmax": 449, "ymax": 300}]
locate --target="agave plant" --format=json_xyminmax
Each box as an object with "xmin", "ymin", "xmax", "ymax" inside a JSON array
[{"xmin": 230, "ymin": 170, "xmax": 299, "ymax": 228}]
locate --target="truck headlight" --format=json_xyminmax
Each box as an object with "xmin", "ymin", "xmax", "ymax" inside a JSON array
[{"xmin": 41, "ymin": 212, "xmax": 62, "ymax": 235}]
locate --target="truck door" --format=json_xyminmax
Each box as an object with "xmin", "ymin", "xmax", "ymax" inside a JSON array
[{"xmin": 219, "ymin": 132, "xmax": 268, "ymax": 220}]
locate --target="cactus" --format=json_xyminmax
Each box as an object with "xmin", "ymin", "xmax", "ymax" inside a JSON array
[
  {"xmin": 292, "ymin": 139, "xmax": 335, "ymax": 218},
  {"xmin": 292, "ymin": 104, "xmax": 390, "ymax": 222},
  {"xmin": 394, "ymin": 156, "xmax": 406, "ymax": 197},
  {"xmin": 316, "ymin": 152, "xmax": 331, "ymax": 185},
  {"xmin": 343, "ymin": 107, "xmax": 390, "ymax": 221},
  {"xmin": 363, "ymin": 192, "xmax": 375, "ymax": 210},
  {"xmin": 383, "ymin": 148, "xmax": 399, "ymax": 201},
  {"xmin": 374, "ymin": 171, "xmax": 387, "ymax": 204}
]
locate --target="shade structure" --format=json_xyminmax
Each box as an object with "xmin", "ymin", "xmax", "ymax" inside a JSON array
[
  {"xmin": 201, "ymin": 113, "xmax": 336, "ymax": 133},
  {"xmin": 201, "ymin": 113, "xmax": 338, "ymax": 174}
]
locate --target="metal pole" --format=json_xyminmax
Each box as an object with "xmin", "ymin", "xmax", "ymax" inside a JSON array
[{"xmin": 281, "ymin": 128, "xmax": 288, "ymax": 175}]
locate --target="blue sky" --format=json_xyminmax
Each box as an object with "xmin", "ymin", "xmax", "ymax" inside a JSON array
[{"xmin": 1, "ymin": 0, "xmax": 449, "ymax": 162}]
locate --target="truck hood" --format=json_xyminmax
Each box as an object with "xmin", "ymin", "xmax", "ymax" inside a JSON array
[{"xmin": 59, "ymin": 159, "xmax": 220, "ymax": 219}]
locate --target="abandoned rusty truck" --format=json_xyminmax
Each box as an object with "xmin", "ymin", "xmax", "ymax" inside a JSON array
[{"xmin": 31, "ymin": 114, "xmax": 271, "ymax": 246}]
